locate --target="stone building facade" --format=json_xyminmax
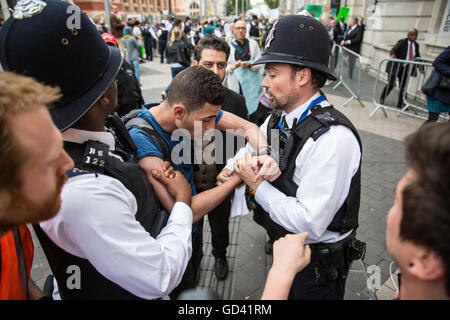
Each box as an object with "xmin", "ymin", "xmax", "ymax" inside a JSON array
[{"xmin": 280, "ymin": 0, "xmax": 449, "ymax": 71}]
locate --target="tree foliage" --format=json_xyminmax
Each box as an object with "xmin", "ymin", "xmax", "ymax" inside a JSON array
[
  {"xmin": 226, "ymin": 0, "xmax": 252, "ymax": 16},
  {"xmin": 264, "ymin": 0, "xmax": 279, "ymax": 10}
]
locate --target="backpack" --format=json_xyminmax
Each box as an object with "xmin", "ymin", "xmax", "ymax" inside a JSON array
[
  {"xmin": 249, "ymin": 23, "xmax": 259, "ymax": 37},
  {"xmin": 193, "ymin": 30, "xmax": 201, "ymax": 45},
  {"xmin": 159, "ymin": 29, "xmax": 168, "ymax": 41},
  {"xmin": 121, "ymin": 106, "xmax": 171, "ymax": 161}
]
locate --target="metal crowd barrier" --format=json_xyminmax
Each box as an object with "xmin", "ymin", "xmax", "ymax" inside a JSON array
[
  {"xmin": 369, "ymin": 57, "xmax": 449, "ymax": 121},
  {"xmin": 331, "ymin": 45, "xmax": 365, "ymax": 108},
  {"xmin": 250, "ymin": 36, "xmax": 263, "ymax": 48}
]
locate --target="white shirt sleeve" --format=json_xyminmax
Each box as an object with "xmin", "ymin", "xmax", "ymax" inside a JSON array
[
  {"xmin": 223, "ymin": 115, "xmax": 269, "ymax": 172},
  {"xmin": 40, "ymin": 174, "xmax": 193, "ymax": 299},
  {"xmin": 254, "ymin": 125, "xmax": 361, "ymax": 242},
  {"xmin": 150, "ymin": 27, "xmax": 158, "ymax": 41}
]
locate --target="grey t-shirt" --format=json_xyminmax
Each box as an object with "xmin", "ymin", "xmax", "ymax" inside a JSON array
[{"xmin": 123, "ymin": 36, "xmax": 142, "ymax": 62}]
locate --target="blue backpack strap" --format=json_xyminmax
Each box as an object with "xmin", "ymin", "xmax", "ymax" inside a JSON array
[{"xmin": 230, "ymin": 41, "xmax": 244, "ymax": 55}]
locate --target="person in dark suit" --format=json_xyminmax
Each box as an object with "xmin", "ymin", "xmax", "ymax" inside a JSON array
[
  {"xmin": 331, "ymin": 19, "xmax": 344, "ymax": 71},
  {"xmin": 358, "ymin": 17, "xmax": 366, "ymax": 33},
  {"xmin": 380, "ymin": 28, "xmax": 422, "ymax": 108},
  {"xmin": 339, "ymin": 16, "xmax": 347, "ymax": 34},
  {"xmin": 340, "ymin": 17, "xmax": 363, "ymax": 78},
  {"xmin": 192, "ymin": 36, "xmax": 248, "ymax": 281}
]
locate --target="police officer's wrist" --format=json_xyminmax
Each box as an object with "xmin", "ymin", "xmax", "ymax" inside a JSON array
[
  {"xmin": 249, "ymin": 178, "xmax": 263, "ymax": 195},
  {"xmin": 257, "ymin": 145, "xmax": 271, "ymax": 156}
]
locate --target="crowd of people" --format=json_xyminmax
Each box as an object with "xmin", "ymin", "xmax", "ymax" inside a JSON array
[{"xmin": 0, "ymin": 0, "xmax": 449, "ymax": 302}]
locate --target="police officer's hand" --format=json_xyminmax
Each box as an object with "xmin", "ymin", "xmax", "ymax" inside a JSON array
[
  {"xmin": 251, "ymin": 155, "xmax": 281, "ymax": 182},
  {"xmin": 272, "ymin": 233, "xmax": 311, "ymax": 278},
  {"xmin": 234, "ymin": 152, "xmax": 263, "ymax": 192},
  {"xmin": 217, "ymin": 169, "xmax": 233, "ymax": 186},
  {"xmin": 151, "ymin": 170, "xmax": 192, "ymax": 206}
]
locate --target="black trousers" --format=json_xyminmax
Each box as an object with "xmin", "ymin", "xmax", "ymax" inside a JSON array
[
  {"xmin": 347, "ymin": 53, "xmax": 356, "ymax": 79},
  {"xmin": 249, "ymin": 103, "xmax": 273, "ymax": 127},
  {"xmin": 169, "ymin": 220, "xmax": 204, "ymax": 299},
  {"xmin": 288, "ymin": 260, "xmax": 346, "ymax": 300},
  {"xmin": 158, "ymin": 40, "xmax": 167, "ymax": 63},
  {"xmin": 331, "ymin": 44, "xmax": 340, "ymax": 71},
  {"xmin": 380, "ymin": 65, "xmax": 409, "ymax": 107},
  {"xmin": 144, "ymin": 38, "xmax": 153, "ymax": 60},
  {"xmin": 207, "ymin": 194, "xmax": 231, "ymax": 259}
]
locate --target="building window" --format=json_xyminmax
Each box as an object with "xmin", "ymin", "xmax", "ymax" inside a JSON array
[{"xmin": 190, "ymin": 1, "xmax": 200, "ymax": 16}]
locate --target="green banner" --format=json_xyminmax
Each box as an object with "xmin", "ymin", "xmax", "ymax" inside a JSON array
[
  {"xmin": 336, "ymin": 7, "xmax": 350, "ymax": 23},
  {"xmin": 305, "ymin": 4, "xmax": 323, "ymax": 18}
]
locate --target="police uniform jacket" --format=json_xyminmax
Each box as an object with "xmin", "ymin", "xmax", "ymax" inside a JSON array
[
  {"xmin": 226, "ymin": 92, "xmax": 361, "ymax": 244},
  {"xmin": 39, "ymin": 128, "xmax": 193, "ymax": 299}
]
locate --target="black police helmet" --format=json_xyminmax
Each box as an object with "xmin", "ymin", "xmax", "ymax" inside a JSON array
[
  {"xmin": 0, "ymin": 0, "xmax": 122, "ymax": 131},
  {"xmin": 253, "ymin": 15, "xmax": 336, "ymax": 81}
]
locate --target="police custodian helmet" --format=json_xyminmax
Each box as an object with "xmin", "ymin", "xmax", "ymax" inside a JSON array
[
  {"xmin": 253, "ymin": 15, "xmax": 337, "ymax": 81},
  {"xmin": 0, "ymin": 0, "xmax": 122, "ymax": 131}
]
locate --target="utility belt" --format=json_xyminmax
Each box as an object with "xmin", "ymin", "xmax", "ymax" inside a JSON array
[{"xmin": 308, "ymin": 231, "xmax": 366, "ymax": 283}]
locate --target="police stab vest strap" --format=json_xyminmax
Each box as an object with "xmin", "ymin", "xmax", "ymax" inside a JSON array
[
  {"xmin": 251, "ymin": 105, "xmax": 362, "ymax": 241},
  {"xmin": 34, "ymin": 140, "xmax": 168, "ymax": 299}
]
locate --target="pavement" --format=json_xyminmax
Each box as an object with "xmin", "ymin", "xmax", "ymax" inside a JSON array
[{"xmin": 29, "ymin": 56, "xmax": 444, "ymax": 300}]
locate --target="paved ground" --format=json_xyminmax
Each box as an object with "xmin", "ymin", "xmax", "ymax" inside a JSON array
[{"xmin": 29, "ymin": 57, "xmax": 444, "ymax": 300}]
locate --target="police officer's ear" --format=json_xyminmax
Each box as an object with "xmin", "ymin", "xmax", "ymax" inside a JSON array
[
  {"xmin": 297, "ymin": 68, "xmax": 313, "ymax": 88},
  {"xmin": 96, "ymin": 82, "xmax": 117, "ymax": 112},
  {"xmin": 192, "ymin": 60, "xmax": 199, "ymax": 66}
]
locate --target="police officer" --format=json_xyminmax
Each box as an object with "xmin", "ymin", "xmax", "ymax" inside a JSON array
[
  {"xmin": 228, "ymin": 15, "xmax": 364, "ymax": 300},
  {"xmin": 0, "ymin": 0, "xmax": 193, "ymax": 299}
]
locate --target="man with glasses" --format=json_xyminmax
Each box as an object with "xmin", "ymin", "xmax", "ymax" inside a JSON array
[{"xmin": 226, "ymin": 20, "xmax": 263, "ymax": 118}]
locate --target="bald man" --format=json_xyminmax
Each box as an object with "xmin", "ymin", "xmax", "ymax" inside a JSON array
[{"xmin": 380, "ymin": 28, "xmax": 422, "ymax": 108}]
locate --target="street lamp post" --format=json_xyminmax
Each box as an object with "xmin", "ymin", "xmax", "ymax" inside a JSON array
[
  {"xmin": 1, "ymin": 0, "xmax": 11, "ymax": 20},
  {"xmin": 104, "ymin": 0, "xmax": 111, "ymax": 32}
]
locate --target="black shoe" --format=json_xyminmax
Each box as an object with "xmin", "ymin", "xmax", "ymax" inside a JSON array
[
  {"xmin": 379, "ymin": 98, "xmax": 385, "ymax": 105},
  {"xmin": 265, "ymin": 240, "xmax": 274, "ymax": 255},
  {"xmin": 214, "ymin": 258, "xmax": 228, "ymax": 281}
]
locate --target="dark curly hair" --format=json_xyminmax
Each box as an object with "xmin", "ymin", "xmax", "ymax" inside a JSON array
[
  {"xmin": 402, "ymin": 122, "xmax": 450, "ymax": 295},
  {"xmin": 167, "ymin": 66, "xmax": 225, "ymax": 112},
  {"xmin": 194, "ymin": 35, "xmax": 231, "ymax": 62}
]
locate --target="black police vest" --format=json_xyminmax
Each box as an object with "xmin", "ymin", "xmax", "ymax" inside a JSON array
[
  {"xmin": 34, "ymin": 140, "xmax": 167, "ymax": 300},
  {"xmin": 252, "ymin": 105, "xmax": 362, "ymax": 241}
]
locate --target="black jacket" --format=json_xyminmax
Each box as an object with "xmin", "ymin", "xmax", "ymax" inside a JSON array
[
  {"xmin": 385, "ymin": 38, "xmax": 421, "ymax": 76},
  {"xmin": 333, "ymin": 25, "xmax": 344, "ymax": 44},
  {"xmin": 431, "ymin": 46, "xmax": 450, "ymax": 105},
  {"xmin": 116, "ymin": 61, "xmax": 144, "ymax": 117},
  {"xmin": 343, "ymin": 25, "xmax": 363, "ymax": 53},
  {"xmin": 166, "ymin": 40, "xmax": 191, "ymax": 67},
  {"xmin": 216, "ymin": 88, "xmax": 248, "ymax": 173}
]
